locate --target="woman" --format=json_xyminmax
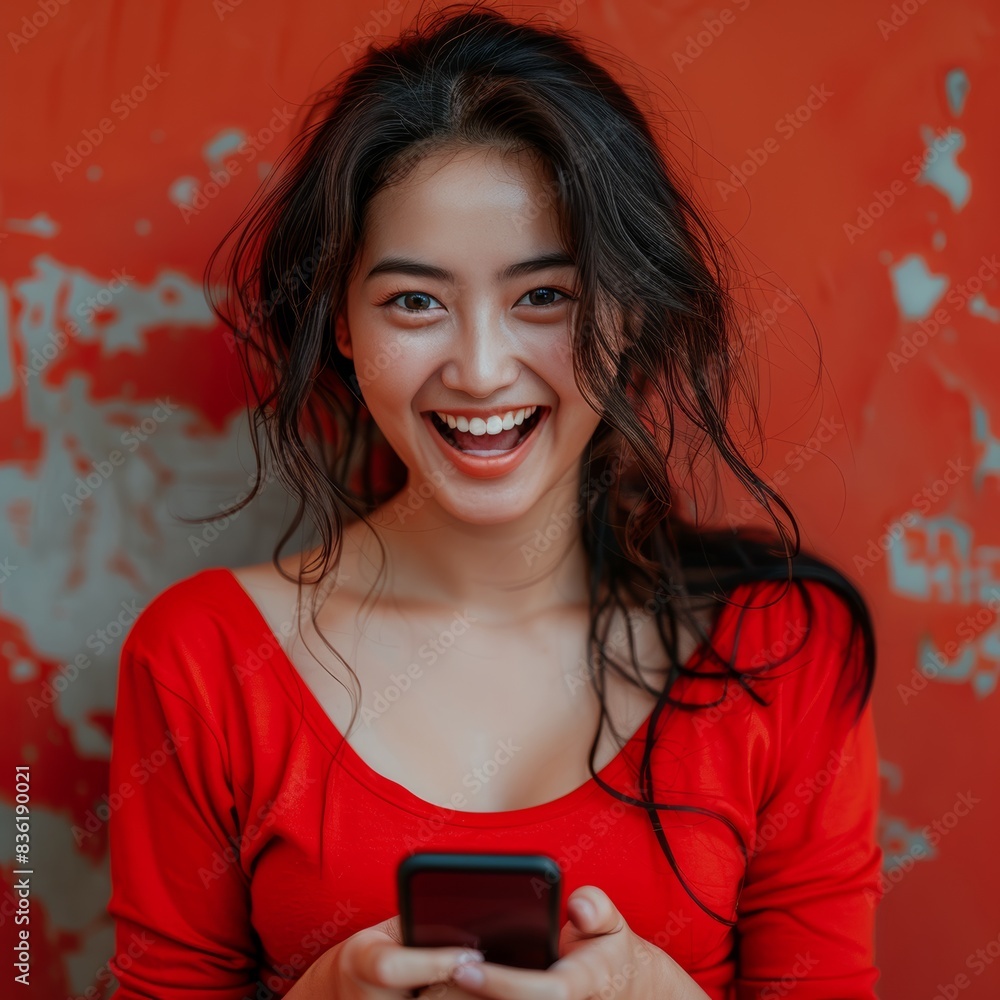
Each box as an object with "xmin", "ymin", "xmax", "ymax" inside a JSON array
[{"xmin": 107, "ymin": 4, "xmax": 881, "ymax": 998}]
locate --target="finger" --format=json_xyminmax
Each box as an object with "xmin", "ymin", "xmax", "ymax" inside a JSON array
[
  {"xmin": 447, "ymin": 911, "xmax": 636, "ymax": 1000},
  {"xmin": 449, "ymin": 961, "xmax": 565, "ymax": 1000},
  {"xmin": 349, "ymin": 932, "xmax": 485, "ymax": 990},
  {"xmin": 377, "ymin": 914, "xmax": 404, "ymax": 945},
  {"xmin": 416, "ymin": 984, "xmax": 484, "ymax": 998},
  {"xmin": 564, "ymin": 885, "xmax": 625, "ymax": 942},
  {"xmin": 449, "ymin": 951, "xmax": 627, "ymax": 1000}
]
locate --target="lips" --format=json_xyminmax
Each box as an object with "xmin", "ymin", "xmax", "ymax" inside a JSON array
[{"xmin": 420, "ymin": 406, "xmax": 550, "ymax": 480}]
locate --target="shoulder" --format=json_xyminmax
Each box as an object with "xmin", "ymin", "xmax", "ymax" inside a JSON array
[
  {"xmin": 727, "ymin": 575, "xmax": 866, "ymax": 660},
  {"xmin": 123, "ymin": 566, "xmax": 241, "ymax": 658},
  {"xmin": 713, "ymin": 574, "xmax": 873, "ymax": 723},
  {"xmin": 119, "ymin": 566, "xmax": 255, "ymax": 725},
  {"xmin": 693, "ymin": 576, "xmax": 875, "ymax": 813}
]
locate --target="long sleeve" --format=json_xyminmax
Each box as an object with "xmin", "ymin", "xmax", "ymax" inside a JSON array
[
  {"xmin": 732, "ymin": 582, "xmax": 883, "ymax": 999},
  {"xmin": 107, "ymin": 630, "xmax": 261, "ymax": 998}
]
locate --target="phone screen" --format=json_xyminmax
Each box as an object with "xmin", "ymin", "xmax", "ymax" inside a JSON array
[{"xmin": 406, "ymin": 867, "xmax": 558, "ymax": 968}]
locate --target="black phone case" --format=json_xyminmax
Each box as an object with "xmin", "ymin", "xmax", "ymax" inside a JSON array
[{"xmin": 397, "ymin": 851, "xmax": 562, "ymax": 972}]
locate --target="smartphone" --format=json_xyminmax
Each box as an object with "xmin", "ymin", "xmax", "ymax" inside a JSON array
[{"xmin": 397, "ymin": 851, "xmax": 561, "ymax": 970}]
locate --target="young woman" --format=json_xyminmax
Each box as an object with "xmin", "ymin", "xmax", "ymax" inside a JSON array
[{"xmin": 107, "ymin": 5, "xmax": 881, "ymax": 998}]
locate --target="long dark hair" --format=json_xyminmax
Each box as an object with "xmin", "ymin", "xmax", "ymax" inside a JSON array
[{"xmin": 201, "ymin": 1, "xmax": 876, "ymax": 926}]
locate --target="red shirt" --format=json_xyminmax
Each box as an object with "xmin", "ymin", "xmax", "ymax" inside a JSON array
[{"xmin": 107, "ymin": 566, "xmax": 882, "ymax": 999}]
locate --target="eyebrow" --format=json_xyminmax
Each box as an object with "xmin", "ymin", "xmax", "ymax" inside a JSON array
[{"xmin": 363, "ymin": 250, "xmax": 577, "ymax": 283}]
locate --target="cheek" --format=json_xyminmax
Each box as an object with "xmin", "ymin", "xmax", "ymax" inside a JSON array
[
  {"xmin": 552, "ymin": 371, "xmax": 602, "ymax": 425},
  {"xmin": 351, "ymin": 333, "xmax": 427, "ymax": 410}
]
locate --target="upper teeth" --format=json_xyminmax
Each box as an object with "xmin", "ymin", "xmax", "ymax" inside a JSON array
[{"xmin": 434, "ymin": 405, "xmax": 539, "ymax": 436}]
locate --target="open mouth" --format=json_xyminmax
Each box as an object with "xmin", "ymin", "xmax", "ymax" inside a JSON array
[{"xmin": 428, "ymin": 407, "xmax": 547, "ymax": 456}]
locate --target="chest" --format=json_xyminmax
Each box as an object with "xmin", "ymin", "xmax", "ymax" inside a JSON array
[
  {"xmin": 237, "ymin": 566, "xmax": 677, "ymax": 812},
  {"xmin": 238, "ymin": 693, "xmax": 748, "ymax": 998},
  {"xmin": 297, "ymin": 596, "xmax": 667, "ymax": 811}
]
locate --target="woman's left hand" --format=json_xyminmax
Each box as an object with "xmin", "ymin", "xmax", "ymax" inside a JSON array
[{"xmin": 416, "ymin": 885, "xmax": 711, "ymax": 999}]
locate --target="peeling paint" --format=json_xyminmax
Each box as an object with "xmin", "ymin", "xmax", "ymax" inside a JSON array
[
  {"xmin": 945, "ymin": 67, "xmax": 970, "ymax": 117},
  {"xmin": 916, "ymin": 125, "xmax": 971, "ymax": 210},
  {"xmin": 888, "ymin": 254, "xmax": 949, "ymax": 321}
]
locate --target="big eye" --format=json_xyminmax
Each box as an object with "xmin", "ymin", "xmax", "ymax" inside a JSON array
[
  {"xmin": 384, "ymin": 291, "xmax": 442, "ymax": 312},
  {"xmin": 517, "ymin": 287, "xmax": 570, "ymax": 307}
]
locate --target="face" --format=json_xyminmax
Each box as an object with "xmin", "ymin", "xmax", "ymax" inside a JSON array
[{"xmin": 335, "ymin": 144, "xmax": 606, "ymax": 525}]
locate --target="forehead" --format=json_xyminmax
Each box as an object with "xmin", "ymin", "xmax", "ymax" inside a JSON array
[{"xmin": 359, "ymin": 145, "xmax": 567, "ymax": 268}]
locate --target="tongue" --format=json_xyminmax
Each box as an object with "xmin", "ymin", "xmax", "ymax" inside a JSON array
[{"xmin": 452, "ymin": 425, "xmax": 522, "ymax": 452}]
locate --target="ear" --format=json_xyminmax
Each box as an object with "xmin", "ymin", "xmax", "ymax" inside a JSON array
[{"xmin": 334, "ymin": 311, "xmax": 353, "ymax": 360}]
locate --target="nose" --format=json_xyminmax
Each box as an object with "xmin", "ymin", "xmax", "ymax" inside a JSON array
[{"xmin": 439, "ymin": 314, "xmax": 521, "ymax": 399}]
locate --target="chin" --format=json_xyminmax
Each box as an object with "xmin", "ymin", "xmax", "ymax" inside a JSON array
[{"xmin": 441, "ymin": 489, "xmax": 540, "ymax": 526}]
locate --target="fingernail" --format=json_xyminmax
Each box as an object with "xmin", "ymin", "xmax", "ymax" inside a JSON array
[
  {"xmin": 453, "ymin": 962, "xmax": 485, "ymax": 985},
  {"xmin": 459, "ymin": 949, "xmax": 485, "ymax": 963},
  {"xmin": 574, "ymin": 898, "xmax": 595, "ymax": 921}
]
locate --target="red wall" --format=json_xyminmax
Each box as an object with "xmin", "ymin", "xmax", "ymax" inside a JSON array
[{"xmin": 2, "ymin": 1, "xmax": 997, "ymax": 996}]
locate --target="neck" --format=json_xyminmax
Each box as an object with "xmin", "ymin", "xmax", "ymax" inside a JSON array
[{"xmin": 344, "ymin": 469, "xmax": 597, "ymax": 625}]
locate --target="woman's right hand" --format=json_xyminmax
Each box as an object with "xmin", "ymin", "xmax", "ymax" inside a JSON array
[{"xmin": 302, "ymin": 913, "xmax": 485, "ymax": 998}]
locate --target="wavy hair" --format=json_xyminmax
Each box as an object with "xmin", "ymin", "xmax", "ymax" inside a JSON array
[{"xmin": 200, "ymin": 1, "xmax": 876, "ymax": 926}]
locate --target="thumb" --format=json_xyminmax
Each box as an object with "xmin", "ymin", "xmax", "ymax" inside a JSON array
[
  {"xmin": 373, "ymin": 913, "xmax": 403, "ymax": 945},
  {"xmin": 561, "ymin": 886, "xmax": 625, "ymax": 947}
]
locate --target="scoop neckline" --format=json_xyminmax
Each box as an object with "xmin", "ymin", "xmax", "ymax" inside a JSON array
[{"xmin": 212, "ymin": 565, "xmax": 731, "ymax": 828}]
